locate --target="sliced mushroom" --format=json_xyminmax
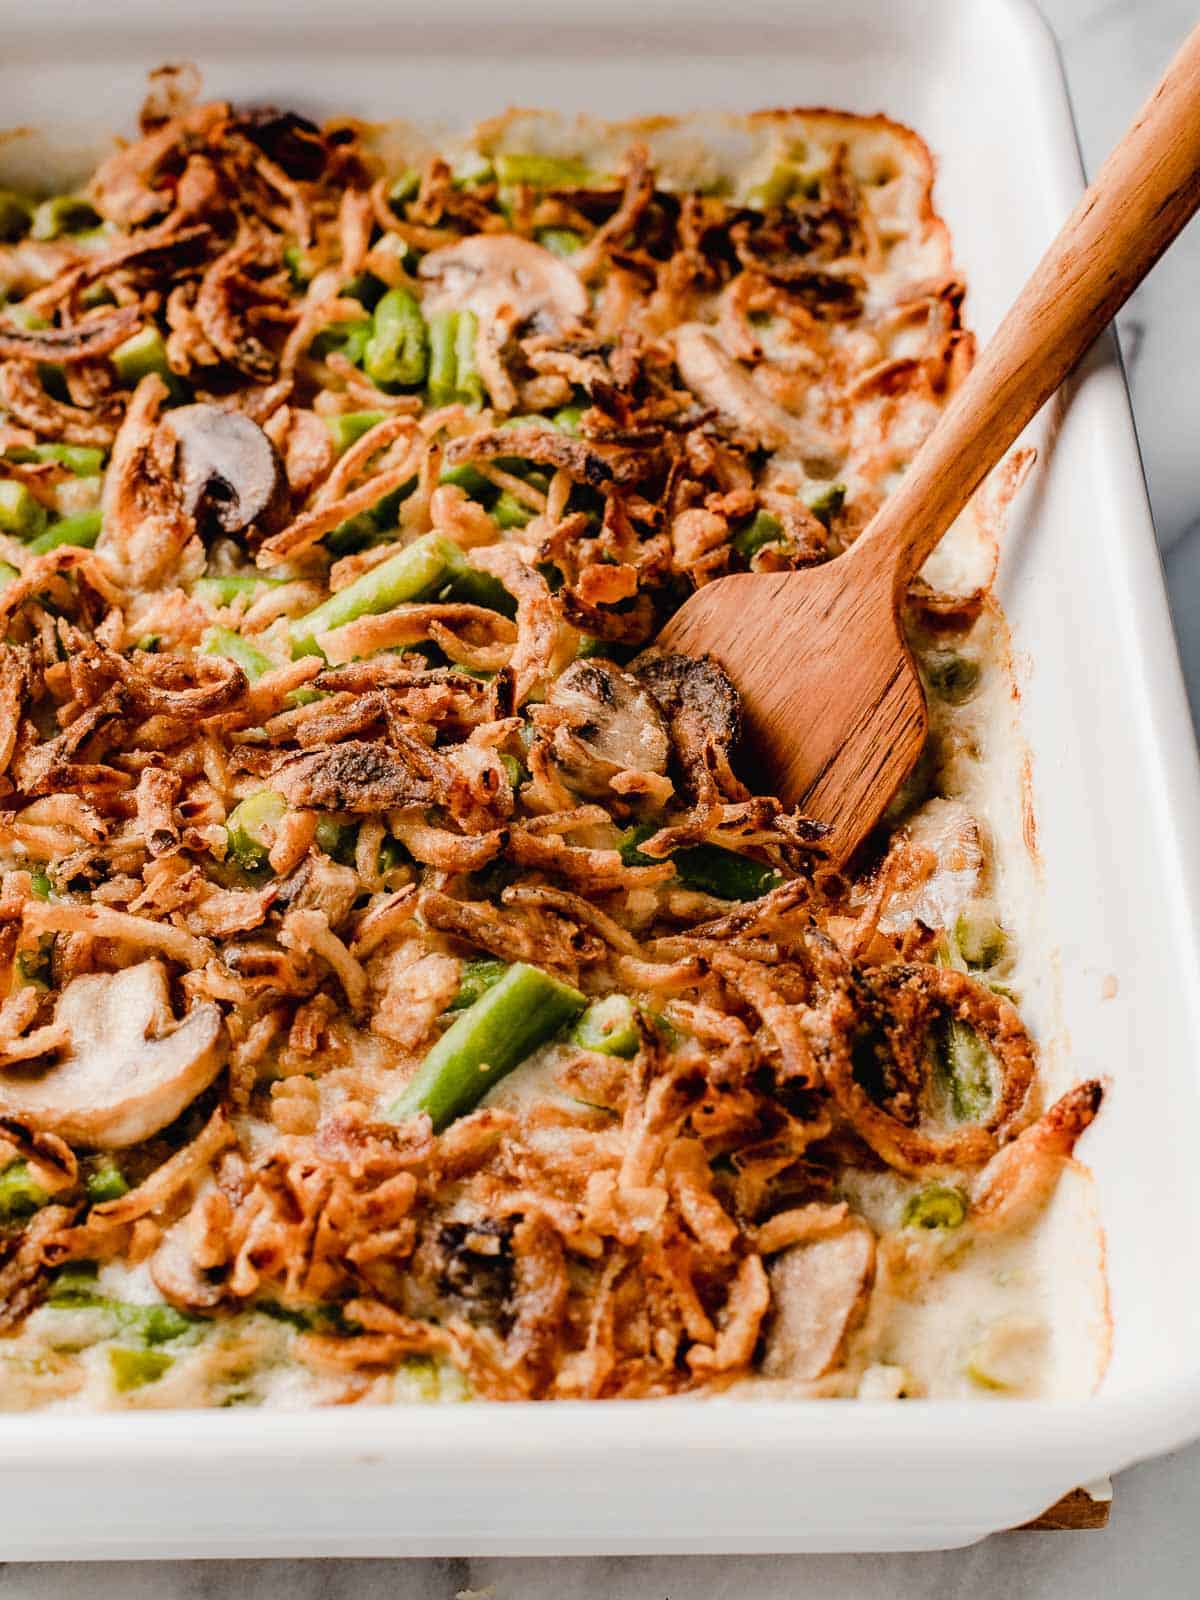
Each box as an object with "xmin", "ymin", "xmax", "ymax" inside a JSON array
[
  {"xmin": 0, "ymin": 961, "xmax": 225, "ymax": 1149},
  {"xmin": 633, "ymin": 651, "xmax": 742, "ymax": 798},
  {"xmin": 877, "ymin": 796, "xmax": 984, "ymax": 935},
  {"xmin": 419, "ymin": 234, "xmax": 588, "ymax": 332},
  {"xmin": 164, "ymin": 403, "xmax": 287, "ymax": 538},
  {"xmin": 760, "ymin": 1223, "xmax": 876, "ymax": 1381},
  {"xmin": 545, "ymin": 658, "xmax": 670, "ymax": 797}
]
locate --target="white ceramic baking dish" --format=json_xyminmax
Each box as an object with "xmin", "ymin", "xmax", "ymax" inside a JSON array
[{"xmin": 2, "ymin": 0, "xmax": 1200, "ymax": 1557}]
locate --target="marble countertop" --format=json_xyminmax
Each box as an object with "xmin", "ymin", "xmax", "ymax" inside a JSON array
[{"xmin": 5, "ymin": 1, "xmax": 1200, "ymax": 1594}]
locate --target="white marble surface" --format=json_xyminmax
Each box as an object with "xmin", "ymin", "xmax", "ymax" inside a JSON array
[{"xmin": 5, "ymin": 1, "xmax": 1200, "ymax": 1593}]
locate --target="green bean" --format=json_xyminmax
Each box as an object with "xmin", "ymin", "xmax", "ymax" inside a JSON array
[
  {"xmin": 491, "ymin": 489, "xmax": 533, "ymax": 530},
  {"xmin": 746, "ymin": 162, "xmax": 820, "ymax": 210},
  {"xmin": 282, "ymin": 243, "xmax": 312, "ymax": 286},
  {"xmin": 552, "ymin": 405, "xmax": 585, "ymax": 434},
  {"xmin": 27, "ymin": 507, "xmax": 102, "ymax": 553},
  {"xmin": 537, "ymin": 228, "xmax": 582, "ymax": 258},
  {"xmin": 0, "ymin": 562, "xmax": 18, "ymax": 594},
  {"xmin": 111, "ymin": 325, "xmax": 173, "ymax": 387},
  {"xmin": 499, "ymin": 753, "xmax": 526, "ymax": 790},
  {"xmin": 4, "ymin": 442, "xmax": 104, "ymax": 477},
  {"xmin": 925, "ymin": 650, "xmax": 980, "ymax": 706},
  {"xmin": 437, "ymin": 462, "xmax": 493, "ymax": 498},
  {"xmin": 388, "ymin": 169, "xmax": 421, "ymax": 206},
  {"xmin": 953, "ymin": 909, "xmax": 1007, "ymax": 970},
  {"xmin": 0, "ymin": 191, "xmax": 32, "ymax": 241},
  {"xmin": 452, "ymin": 152, "xmax": 494, "ymax": 189},
  {"xmin": 454, "ymin": 309, "xmax": 484, "ymax": 407},
  {"xmin": 937, "ymin": 1020, "xmax": 995, "ymax": 1122},
  {"xmin": 85, "ymin": 1160, "xmax": 129, "ymax": 1205},
  {"xmin": 388, "ymin": 962, "xmax": 585, "ymax": 1130},
  {"xmin": 201, "ymin": 623, "xmax": 275, "ymax": 684},
  {"xmin": 806, "ymin": 481, "xmax": 845, "ymax": 529},
  {"xmin": 902, "ymin": 1185, "xmax": 967, "ymax": 1230},
  {"xmin": 108, "ymin": 1348, "xmax": 174, "ymax": 1391},
  {"xmin": 732, "ymin": 510, "xmax": 785, "ymax": 561},
  {"xmin": 0, "ymin": 480, "xmax": 47, "ymax": 540},
  {"xmin": 193, "ymin": 573, "xmax": 282, "ymax": 608},
  {"xmin": 325, "ymin": 410, "xmax": 386, "ymax": 454},
  {"xmin": 617, "ymin": 824, "xmax": 781, "ymax": 902},
  {"xmin": 364, "ymin": 288, "xmax": 428, "ymax": 389},
  {"xmin": 288, "ymin": 532, "xmax": 457, "ymax": 658},
  {"xmin": 573, "ymin": 994, "xmax": 640, "ymax": 1058},
  {"xmin": 427, "ymin": 310, "xmax": 459, "ymax": 408},
  {"xmin": 446, "ymin": 957, "xmax": 510, "ymax": 1012},
  {"xmin": 225, "ymin": 790, "xmax": 287, "ymax": 872},
  {"xmin": 290, "ymin": 531, "xmax": 515, "ymax": 657},
  {"xmin": 495, "ymin": 152, "xmax": 592, "ymax": 188},
  {"xmin": 0, "ymin": 1160, "xmax": 50, "ymax": 1222},
  {"xmin": 29, "ymin": 870, "xmax": 51, "ymax": 900},
  {"xmin": 29, "ymin": 194, "xmax": 100, "ymax": 241}
]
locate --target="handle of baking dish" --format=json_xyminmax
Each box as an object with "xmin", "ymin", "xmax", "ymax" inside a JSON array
[{"xmin": 854, "ymin": 22, "xmax": 1200, "ymax": 590}]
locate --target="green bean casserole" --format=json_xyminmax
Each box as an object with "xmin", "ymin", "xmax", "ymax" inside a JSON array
[{"xmin": 0, "ymin": 70, "xmax": 1104, "ymax": 1408}]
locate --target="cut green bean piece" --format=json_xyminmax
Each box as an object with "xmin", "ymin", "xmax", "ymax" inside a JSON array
[
  {"xmin": 0, "ymin": 480, "xmax": 47, "ymax": 540},
  {"xmin": 806, "ymin": 481, "xmax": 845, "ymax": 528},
  {"xmin": 732, "ymin": 510, "xmax": 785, "ymax": 561},
  {"xmin": 86, "ymin": 1160, "xmax": 129, "ymax": 1205},
  {"xmin": 552, "ymin": 405, "xmax": 584, "ymax": 434},
  {"xmin": 452, "ymin": 152, "xmax": 494, "ymax": 189},
  {"xmin": 446, "ymin": 957, "xmax": 510, "ymax": 1013},
  {"xmin": 491, "ymin": 489, "xmax": 533, "ymax": 530},
  {"xmin": 499, "ymin": 753, "xmax": 526, "ymax": 790},
  {"xmin": 27, "ymin": 507, "xmax": 102, "ymax": 553},
  {"xmin": 292, "ymin": 532, "xmax": 515, "ymax": 656},
  {"xmin": 0, "ymin": 1161, "xmax": 50, "ymax": 1222},
  {"xmin": 925, "ymin": 650, "xmax": 980, "ymax": 706},
  {"xmin": 0, "ymin": 562, "xmax": 18, "ymax": 593},
  {"xmin": 225, "ymin": 790, "xmax": 287, "ymax": 872},
  {"xmin": 389, "ymin": 962, "xmax": 585, "ymax": 1130},
  {"xmin": 938, "ymin": 1020, "xmax": 995, "ymax": 1123},
  {"xmin": 617, "ymin": 824, "xmax": 780, "ymax": 902},
  {"xmin": 537, "ymin": 228, "xmax": 582, "ymax": 258},
  {"xmin": 388, "ymin": 169, "xmax": 421, "ymax": 206},
  {"xmin": 364, "ymin": 288, "xmax": 428, "ymax": 389},
  {"xmin": 0, "ymin": 191, "xmax": 33, "ymax": 241},
  {"xmin": 573, "ymin": 994, "xmax": 640, "ymax": 1059},
  {"xmin": 112, "ymin": 325, "xmax": 172, "ymax": 386},
  {"xmin": 325, "ymin": 410, "xmax": 386, "ymax": 454},
  {"xmin": 496, "ymin": 152, "xmax": 592, "ymax": 188},
  {"xmin": 29, "ymin": 870, "xmax": 51, "ymax": 899},
  {"xmin": 109, "ymin": 1347, "xmax": 174, "ymax": 1392},
  {"xmin": 30, "ymin": 194, "xmax": 100, "ymax": 241},
  {"xmin": 313, "ymin": 815, "xmax": 357, "ymax": 866},
  {"xmin": 427, "ymin": 310, "xmax": 459, "ymax": 408},
  {"xmin": 437, "ymin": 462, "xmax": 493, "ymax": 498},
  {"xmin": 454, "ymin": 308, "xmax": 483, "ymax": 407},
  {"xmin": 201, "ymin": 624, "xmax": 275, "ymax": 684},
  {"xmin": 288, "ymin": 532, "xmax": 458, "ymax": 658},
  {"xmin": 4, "ymin": 442, "xmax": 104, "ymax": 477},
  {"xmin": 953, "ymin": 908, "xmax": 1007, "ymax": 970},
  {"xmin": 193, "ymin": 573, "xmax": 282, "ymax": 607},
  {"xmin": 902, "ymin": 1185, "xmax": 967, "ymax": 1230}
]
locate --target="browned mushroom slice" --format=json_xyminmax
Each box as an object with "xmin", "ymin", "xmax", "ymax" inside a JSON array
[
  {"xmin": 272, "ymin": 740, "xmax": 439, "ymax": 813},
  {"xmin": 164, "ymin": 403, "xmax": 288, "ymax": 537},
  {"xmin": 419, "ymin": 233, "xmax": 588, "ymax": 332},
  {"xmin": 633, "ymin": 651, "xmax": 742, "ymax": 797},
  {"xmin": 150, "ymin": 1217, "xmax": 226, "ymax": 1312},
  {"xmin": 0, "ymin": 961, "xmax": 225, "ymax": 1149},
  {"xmin": 876, "ymin": 797, "xmax": 985, "ymax": 936},
  {"xmin": 546, "ymin": 658, "xmax": 670, "ymax": 798},
  {"xmin": 760, "ymin": 1223, "xmax": 876, "ymax": 1381}
]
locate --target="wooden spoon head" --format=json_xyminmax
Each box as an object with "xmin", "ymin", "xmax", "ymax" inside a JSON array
[{"xmin": 654, "ymin": 557, "xmax": 927, "ymax": 864}]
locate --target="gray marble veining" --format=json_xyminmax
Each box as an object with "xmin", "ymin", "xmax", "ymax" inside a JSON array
[{"xmin": 2, "ymin": 2, "xmax": 1199, "ymax": 1595}]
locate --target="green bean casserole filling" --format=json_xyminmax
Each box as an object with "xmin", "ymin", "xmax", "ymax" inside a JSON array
[{"xmin": 0, "ymin": 74, "xmax": 1102, "ymax": 1408}]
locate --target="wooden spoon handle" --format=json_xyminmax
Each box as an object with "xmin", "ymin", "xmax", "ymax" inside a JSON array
[{"xmin": 856, "ymin": 22, "xmax": 1200, "ymax": 591}]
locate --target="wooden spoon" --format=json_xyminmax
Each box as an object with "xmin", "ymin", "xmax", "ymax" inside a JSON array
[{"xmin": 657, "ymin": 24, "xmax": 1200, "ymax": 864}]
